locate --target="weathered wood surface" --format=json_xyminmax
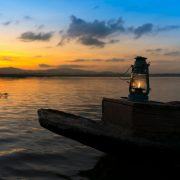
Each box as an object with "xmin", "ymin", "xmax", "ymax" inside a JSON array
[
  {"xmin": 102, "ymin": 98, "xmax": 180, "ymax": 139},
  {"xmin": 38, "ymin": 109, "xmax": 180, "ymax": 154}
]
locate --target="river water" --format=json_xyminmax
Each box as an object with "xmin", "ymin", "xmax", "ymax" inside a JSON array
[{"xmin": 0, "ymin": 77, "xmax": 180, "ymax": 179}]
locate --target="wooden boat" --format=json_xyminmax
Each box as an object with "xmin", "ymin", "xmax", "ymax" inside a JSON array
[{"xmin": 38, "ymin": 106, "xmax": 180, "ymax": 154}]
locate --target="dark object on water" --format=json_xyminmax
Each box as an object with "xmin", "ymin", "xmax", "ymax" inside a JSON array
[{"xmin": 38, "ymin": 98, "xmax": 180, "ymax": 154}]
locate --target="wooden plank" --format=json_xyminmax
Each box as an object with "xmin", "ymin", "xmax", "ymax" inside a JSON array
[
  {"xmin": 102, "ymin": 98, "xmax": 180, "ymax": 139},
  {"xmin": 38, "ymin": 109, "xmax": 180, "ymax": 154}
]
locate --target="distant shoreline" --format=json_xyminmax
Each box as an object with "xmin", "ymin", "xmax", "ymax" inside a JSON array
[{"xmin": 0, "ymin": 74, "xmax": 180, "ymax": 78}]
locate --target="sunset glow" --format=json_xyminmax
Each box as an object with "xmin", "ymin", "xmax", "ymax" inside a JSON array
[{"xmin": 0, "ymin": 0, "xmax": 179, "ymax": 73}]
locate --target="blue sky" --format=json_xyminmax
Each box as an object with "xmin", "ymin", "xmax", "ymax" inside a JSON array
[
  {"xmin": 0, "ymin": 0, "xmax": 180, "ymax": 73},
  {"xmin": 1, "ymin": 0, "xmax": 180, "ymax": 26}
]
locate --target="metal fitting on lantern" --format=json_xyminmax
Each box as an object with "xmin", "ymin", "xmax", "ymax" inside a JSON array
[{"xmin": 128, "ymin": 56, "xmax": 150, "ymax": 102}]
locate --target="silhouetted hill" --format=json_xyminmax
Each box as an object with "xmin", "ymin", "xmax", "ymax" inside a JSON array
[
  {"xmin": 0, "ymin": 67, "xmax": 27, "ymax": 74},
  {"xmin": 0, "ymin": 67, "xmax": 118, "ymax": 77},
  {"xmin": 0, "ymin": 67, "xmax": 179, "ymax": 77}
]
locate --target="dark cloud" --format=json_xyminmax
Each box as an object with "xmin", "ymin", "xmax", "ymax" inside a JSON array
[
  {"xmin": 58, "ymin": 15, "xmax": 180, "ymax": 48},
  {"xmin": 68, "ymin": 15, "xmax": 125, "ymax": 38},
  {"xmin": 109, "ymin": 39, "xmax": 120, "ymax": 44},
  {"xmin": 79, "ymin": 36, "xmax": 105, "ymax": 47},
  {"xmin": 45, "ymin": 46, "xmax": 53, "ymax": 49},
  {"xmin": 19, "ymin": 31, "xmax": 54, "ymax": 41},
  {"xmin": 2, "ymin": 21, "xmax": 12, "ymax": 26},
  {"xmin": 70, "ymin": 58, "xmax": 126, "ymax": 63},
  {"xmin": 59, "ymin": 15, "xmax": 124, "ymax": 47},
  {"xmin": 3, "ymin": 20, "xmax": 21, "ymax": 26},
  {"xmin": 39, "ymin": 64, "xmax": 84, "ymax": 69},
  {"xmin": 24, "ymin": 16, "xmax": 33, "ymax": 21},
  {"xmin": 71, "ymin": 59, "xmax": 102, "ymax": 62},
  {"xmin": 164, "ymin": 51, "xmax": 180, "ymax": 56},
  {"xmin": 157, "ymin": 25, "xmax": 180, "ymax": 32},
  {"xmin": 34, "ymin": 55, "xmax": 43, "ymax": 58},
  {"xmin": 93, "ymin": 5, "xmax": 100, "ymax": 10},
  {"xmin": 146, "ymin": 48, "xmax": 180, "ymax": 57},
  {"xmin": 36, "ymin": 24, "xmax": 45, "ymax": 30},
  {"xmin": 146, "ymin": 48, "xmax": 164, "ymax": 53},
  {"xmin": 133, "ymin": 23, "xmax": 154, "ymax": 38},
  {"xmin": 39, "ymin": 64, "xmax": 53, "ymax": 68},
  {"xmin": 152, "ymin": 59, "xmax": 180, "ymax": 64},
  {"xmin": 59, "ymin": 64, "xmax": 84, "ymax": 69},
  {"xmin": 133, "ymin": 24, "xmax": 180, "ymax": 38},
  {"xmin": 105, "ymin": 58, "xmax": 126, "ymax": 62}
]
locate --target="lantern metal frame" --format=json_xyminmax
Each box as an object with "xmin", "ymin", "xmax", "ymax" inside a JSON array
[{"xmin": 128, "ymin": 56, "xmax": 150, "ymax": 102}]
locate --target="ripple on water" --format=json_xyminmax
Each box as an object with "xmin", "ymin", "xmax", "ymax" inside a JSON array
[
  {"xmin": 0, "ymin": 146, "xmax": 102, "ymax": 179},
  {"xmin": 0, "ymin": 77, "xmax": 179, "ymax": 178}
]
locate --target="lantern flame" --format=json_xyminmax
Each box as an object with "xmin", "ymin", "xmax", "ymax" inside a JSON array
[{"xmin": 138, "ymin": 82, "xmax": 141, "ymax": 88}]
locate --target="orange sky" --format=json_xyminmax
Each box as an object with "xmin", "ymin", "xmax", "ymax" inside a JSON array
[{"xmin": 0, "ymin": 0, "xmax": 180, "ymax": 73}]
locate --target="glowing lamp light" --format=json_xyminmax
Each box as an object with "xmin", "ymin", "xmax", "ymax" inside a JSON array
[{"xmin": 128, "ymin": 56, "xmax": 150, "ymax": 102}]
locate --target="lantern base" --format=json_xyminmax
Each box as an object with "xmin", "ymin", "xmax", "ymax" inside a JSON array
[{"xmin": 128, "ymin": 94, "xmax": 149, "ymax": 102}]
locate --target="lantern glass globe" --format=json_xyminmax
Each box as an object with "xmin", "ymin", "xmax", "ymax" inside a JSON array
[{"xmin": 130, "ymin": 73, "xmax": 148, "ymax": 94}]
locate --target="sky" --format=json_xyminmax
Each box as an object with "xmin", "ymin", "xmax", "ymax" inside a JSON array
[{"xmin": 0, "ymin": 0, "xmax": 180, "ymax": 73}]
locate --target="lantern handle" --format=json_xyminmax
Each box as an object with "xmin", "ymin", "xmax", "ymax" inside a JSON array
[{"xmin": 118, "ymin": 65, "xmax": 132, "ymax": 83}]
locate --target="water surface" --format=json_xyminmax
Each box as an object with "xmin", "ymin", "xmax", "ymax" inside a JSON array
[{"xmin": 0, "ymin": 77, "xmax": 180, "ymax": 179}]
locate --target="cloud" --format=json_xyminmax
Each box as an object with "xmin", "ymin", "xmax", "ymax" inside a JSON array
[
  {"xmin": 38, "ymin": 64, "xmax": 84, "ymax": 69},
  {"xmin": 24, "ymin": 16, "xmax": 33, "ymax": 21},
  {"xmin": 34, "ymin": 55, "xmax": 43, "ymax": 58},
  {"xmin": 45, "ymin": 46, "xmax": 53, "ymax": 49},
  {"xmin": 59, "ymin": 64, "xmax": 84, "ymax": 69},
  {"xmin": 71, "ymin": 59, "xmax": 102, "ymax": 62},
  {"xmin": 133, "ymin": 23, "xmax": 154, "ymax": 38},
  {"xmin": 19, "ymin": 31, "xmax": 54, "ymax": 41},
  {"xmin": 93, "ymin": 5, "xmax": 100, "ymax": 10},
  {"xmin": 58, "ymin": 15, "xmax": 180, "ymax": 48},
  {"xmin": 39, "ymin": 64, "xmax": 53, "ymax": 68},
  {"xmin": 36, "ymin": 24, "xmax": 45, "ymax": 30},
  {"xmin": 68, "ymin": 15, "xmax": 125, "ymax": 38},
  {"xmin": 59, "ymin": 15, "xmax": 125, "ymax": 47},
  {"xmin": 164, "ymin": 51, "xmax": 180, "ymax": 56},
  {"xmin": 79, "ymin": 36, "xmax": 105, "ymax": 47},
  {"xmin": 70, "ymin": 58, "xmax": 126, "ymax": 63},
  {"xmin": 146, "ymin": 48, "xmax": 164, "ymax": 53},
  {"xmin": 133, "ymin": 24, "xmax": 180, "ymax": 38},
  {"xmin": 109, "ymin": 39, "xmax": 120, "ymax": 44},
  {"xmin": 3, "ymin": 20, "xmax": 20, "ymax": 26},
  {"xmin": 0, "ymin": 56, "xmax": 14, "ymax": 61},
  {"xmin": 152, "ymin": 59, "xmax": 180, "ymax": 65},
  {"xmin": 2, "ymin": 21, "xmax": 12, "ymax": 26},
  {"xmin": 105, "ymin": 58, "xmax": 126, "ymax": 62},
  {"xmin": 157, "ymin": 25, "xmax": 180, "ymax": 32},
  {"xmin": 146, "ymin": 48, "xmax": 180, "ymax": 57}
]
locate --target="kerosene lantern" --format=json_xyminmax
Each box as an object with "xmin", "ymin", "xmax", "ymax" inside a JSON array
[{"xmin": 128, "ymin": 56, "xmax": 150, "ymax": 102}]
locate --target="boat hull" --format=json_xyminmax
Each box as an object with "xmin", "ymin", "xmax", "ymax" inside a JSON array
[{"xmin": 38, "ymin": 109, "xmax": 180, "ymax": 154}]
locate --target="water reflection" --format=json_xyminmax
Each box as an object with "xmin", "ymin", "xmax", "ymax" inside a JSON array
[
  {"xmin": 0, "ymin": 77, "xmax": 179, "ymax": 178},
  {"xmin": 0, "ymin": 77, "xmax": 180, "ymax": 121}
]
